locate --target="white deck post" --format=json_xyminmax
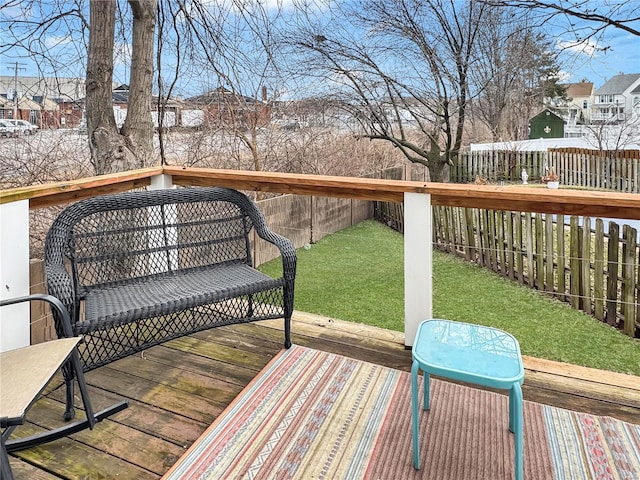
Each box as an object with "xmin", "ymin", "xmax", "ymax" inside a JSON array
[
  {"xmin": 148, "ymin": 174, "xmax": 178, "ymax": 272},
  {"xmin": 404, "ymin": 192, "xmax": 432, "ymax": 347},
  {"xmin": 149, "ymin": 174, "xmax": 174, "ymax": 191},
  {"xmin": 0, "ymin": 200, "xmax": 31, "ymax": 351}
]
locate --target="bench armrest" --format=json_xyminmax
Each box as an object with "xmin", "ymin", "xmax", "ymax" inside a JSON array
[
  {"xmin": 256, "ymin": 228, "xmax": 297, "ymax": 279},
  {"xmin": 43, "ymin": 262, "xmax": 76, "ymax": 330},
  {"xmin": 236, "ymin": 192, "xmax": 297, "ymax": 280},
  {"xmin": 0, "ymin": 293, "xmax": 75, "ymax": 338}
]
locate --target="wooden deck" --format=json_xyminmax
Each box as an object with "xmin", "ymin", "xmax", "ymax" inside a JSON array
[{"xmin": 7, "ymin": 312, "xmax": 640, "ymax": 479}]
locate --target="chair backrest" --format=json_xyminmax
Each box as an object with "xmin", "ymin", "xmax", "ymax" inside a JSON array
[{"xmin": 44, "ymin": 187, "xmax": 261, "ymax": 294}]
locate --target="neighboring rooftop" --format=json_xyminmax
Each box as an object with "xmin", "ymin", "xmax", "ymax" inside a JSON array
[
  {"xmin": 565, "ymin": 81, "xmax": 593, "ymax": 98},
  {"xmin": 594, "ymin": 73, "xmax": 640, "ymax": 95}
]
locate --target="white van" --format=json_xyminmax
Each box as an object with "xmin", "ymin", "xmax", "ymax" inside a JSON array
[
  {"xmin": 7, "ymin": 119, "xmax": 39, "ymax": 135},
  {"xmin": 0, "ymin": 119, "xmax": 17, "ymax": 137}
]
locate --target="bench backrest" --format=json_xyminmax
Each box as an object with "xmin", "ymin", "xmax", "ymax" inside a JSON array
[{"xmin": 45, "ymin": 187, "xmax": 262, "ymax": 294}]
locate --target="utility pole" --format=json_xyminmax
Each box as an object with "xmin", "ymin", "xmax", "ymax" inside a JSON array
[{"xmin": 7, "ymin": 62, "xmax": 27, "ymax": 119}]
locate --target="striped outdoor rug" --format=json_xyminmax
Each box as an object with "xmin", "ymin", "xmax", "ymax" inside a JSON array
[{"xmin": 163, "ymin": 345, "xmax": 640, "ymax": 480}]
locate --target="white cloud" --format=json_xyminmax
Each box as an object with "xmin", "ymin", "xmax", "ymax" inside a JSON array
[
  {"xmin": 45, "ymin": 35, "xmax": 73, "ymax": 48},
  {"xmin": 557, "ymin": 38, "xmax": 600, "ymax": 57}
]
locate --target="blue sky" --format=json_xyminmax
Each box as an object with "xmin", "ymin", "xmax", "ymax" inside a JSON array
[
  {"xmin": 556, "ymin": 25, "xmax": 640, "ymax": 88},
  {"xmin": 1, "ymin": 1, "xmax": 638, "ymax": 94}
]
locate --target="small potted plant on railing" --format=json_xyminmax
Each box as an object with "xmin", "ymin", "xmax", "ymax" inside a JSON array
[{"xmin": 542, "ymin": 168, "xmax": 559, "ymax": 189}]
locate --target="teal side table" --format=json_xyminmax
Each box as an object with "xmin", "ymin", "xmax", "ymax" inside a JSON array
[{"xmin": 411, "ymin": 319, "xmax": 525, "ymax": 480}]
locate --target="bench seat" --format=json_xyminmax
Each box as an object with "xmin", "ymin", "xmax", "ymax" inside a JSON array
[{"xmin": 82, "ymin": 264, "xmax": 285, "ymax": 331}]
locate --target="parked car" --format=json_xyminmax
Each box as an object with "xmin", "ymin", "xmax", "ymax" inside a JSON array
[
  {"xmin": 0, "ymin": 119, "xmax": 18, "ymax": 137},
  {"xmin": 7, "ymin": 119, "xmax": 39, "ymax": 135}
]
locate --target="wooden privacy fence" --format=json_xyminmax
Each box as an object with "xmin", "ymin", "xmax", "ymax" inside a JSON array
[
  {"xmin": 452, "ymin": 148, "xmax": 640, "ymax": 192},
  {"xmin": 376, "ymin": 202, "xmax": 640, "ymax": 338},
  {"xmin": 548, "ymin": 148, "xmax": 640, "ymax": 192},
  {"xmin": 451, "ymin": 150, "xmax": 547, "ymax": 183},
  {"xmin": 440, "ymin": 207, "xmax": 639, "ymax": 338}
]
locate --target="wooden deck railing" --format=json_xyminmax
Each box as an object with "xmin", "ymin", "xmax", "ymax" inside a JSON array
[
  {"xmin": 4, "ymin": 165, "xmax": 640, "ymax": 219},
  {"xmin": 3, "ymin": 166, "xmax": 640, "ymax": 349}
]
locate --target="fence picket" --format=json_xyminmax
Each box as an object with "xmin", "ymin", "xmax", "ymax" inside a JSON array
[
  {"xmin": 535, "ymin": 214, "xmax": 544, "ymax": 290},
  {"xmin": 557, "ymin": 214, "xmax": 566, "ymax": 302},
  {"xmin": 606, "ymin": 222, "xmax": 620, "ymax": 326},
  {"xmin": 581, "ymin": 217, "xmax": 591, "ymax": 313},
  {"xmin": 544, "ymin": 214, "xmax": 554, "ymax": 293},
  {"xmin": 507, "ymin": 212, "xmax": 515, "ymax": 279},
  {"xmin": 594, "ymin": 219, "xmax": 605, "ymax": 321},
  {"xmin": 622, "ymin": 225, "xmax": 637, "ymax": 336},
  {"xmin": 452, "ymin": 148, "xmax": 640, "ymax": 189},
  {"xmin": 516, "ymin": 214, "xmax": 524, "ymax": 283},
  {"xmin": 569, "ymin": 217, "xmax": 581, "ymax": 308}
]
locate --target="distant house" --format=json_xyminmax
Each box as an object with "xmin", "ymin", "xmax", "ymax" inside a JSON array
[
  {"xmin": 87, "ymin": 85, "xmax": 181, "ymax": 128},
  {"xmin": 529, "ymin": 109, "xmax": 566, "ymax": 139},
  {"xmin": 545, "ymin": 81, "xmax": 593, "ymax": 126},
  {"xmin": 0, "ymin": 75, "xmax": 86, "ymax": 128},
  {"xmin": 31, "ymin": 97, "xmax": 61, "ymax": 128},
  {"xmin": 0, "ymin": 94, "xmax": 42, "ymax": 125},
  {"xmin": 0, "ymin": 96, "xmax": 12, "ymax": 120},
  {"xmin": 53, "ymin": 98, "xmax": 84, "ymax": 128},
  {"xmin": 592, "ymin": 73, "xmax": 640, "ymax": 123},
  {"xmin": 185, "ymin": 87, "xmax": 270, "ymax": 129},
  {"xmin": 564, "ymin": 81, "xmax": 594, "ymax": 124}
]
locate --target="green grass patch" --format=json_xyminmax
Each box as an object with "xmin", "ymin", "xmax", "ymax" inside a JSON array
[{"xmin": 260, "ymin": 220, "xmax": 640, "ymax": 376}]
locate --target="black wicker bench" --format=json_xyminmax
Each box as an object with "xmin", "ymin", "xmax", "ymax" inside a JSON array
[{"xmin": 44, "ymin": 186, "xmax": 296, "ymax": 419}]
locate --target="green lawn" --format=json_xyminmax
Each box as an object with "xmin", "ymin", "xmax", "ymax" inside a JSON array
[{"xmin": 259, "ymin": 220, "xmax": 640, "ymax": 376}]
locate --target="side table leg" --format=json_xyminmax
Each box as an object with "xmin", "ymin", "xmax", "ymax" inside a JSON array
[
  {"xmin": 411, "ymin": 360, "xmax": 421, "ymax": 470},
  {"xmin": 423, "ymin": 371, "xmax": 431, "ymax": 410},
  {"xmin": 510, "ymin": 383, "xmax": 524, "ymax": 480}
]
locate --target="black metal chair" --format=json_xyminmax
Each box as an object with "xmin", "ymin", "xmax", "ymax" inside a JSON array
[{"xmin": 0, "ymin": 294, "xmax": 128, "ymax": 480}]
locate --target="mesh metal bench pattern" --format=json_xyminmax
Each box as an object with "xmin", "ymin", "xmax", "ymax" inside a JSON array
[{"xmin": 44, "ymin": 187, "xmax": 296, "ymax": 416}]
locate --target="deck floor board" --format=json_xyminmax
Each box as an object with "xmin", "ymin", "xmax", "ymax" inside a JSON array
[{"xmin": 6, "ymin": 313, "xmax": 640, "ymax": 479}]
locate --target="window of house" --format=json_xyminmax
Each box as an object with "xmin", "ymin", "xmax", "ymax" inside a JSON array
[
  {"xmin": 583, "ymin": 100, "xmax": 588, "ymax": 109},
  {"xmin": 0, "ymin": 110, "xmax": 4, "ymax": 119},
  {"xmin": 29, "ymin": 110, "xmax": 38, "ymax": 124}
]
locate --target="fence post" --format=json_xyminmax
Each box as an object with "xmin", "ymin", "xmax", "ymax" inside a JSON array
[{"xmin": 404, "ymin": 192, "xmax": 432, "ymax": 347}]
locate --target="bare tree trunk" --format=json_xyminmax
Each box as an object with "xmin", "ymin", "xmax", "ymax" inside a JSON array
[
  {"xmin": 425, "ymin": 137, "xmax": 449, "ymax": 182},
  {"xmin": 86, "ymin": 0, "xmax": 156, "ymax": 174},
  {"xmin": 122, "ymin": 0, "xmax": 157, "ymax": 167},
  {"xmin": 86, "ymin": 0, "xmax": 136, "ymax": 174}
]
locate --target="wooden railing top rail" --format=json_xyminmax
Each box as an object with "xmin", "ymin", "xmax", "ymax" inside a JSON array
[
  {"xmin": 0, "ymin": 167, "xmax": 162, "ymax": 209},
  {"xmin": 2, "ymin": 166, "xmax": 640, "ymax": 220}
]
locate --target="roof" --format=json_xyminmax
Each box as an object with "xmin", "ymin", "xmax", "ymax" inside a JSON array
[
  {"xmin": 594, "ymin": 73, "xmax": 640, "ymax": 95},
  {"xmin": 529, "ymin": 108, "xmax": 565, "ymax": 123},
  {"xmin": 186, "ymin": 87, "xmax": 262, "ymax": 105},
  {"xmin": 565, "ymin": 82, "xmax": 593, "ymax": 98},
  {"xmin": 31, "ymin": 96, "xmax": 64, "ymax": 110}
]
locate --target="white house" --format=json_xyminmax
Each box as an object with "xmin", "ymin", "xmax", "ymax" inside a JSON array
[
  {"xmin": 565, "ymin": 81, "xmax": 595, "ymax": 124},
  {"xmin": 592, "ymin": 73, "xmax": 640, "ymax": 123},
  {"xmin": 546, "ymin": 81, "xmax": 594, "ymax": 126}
]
